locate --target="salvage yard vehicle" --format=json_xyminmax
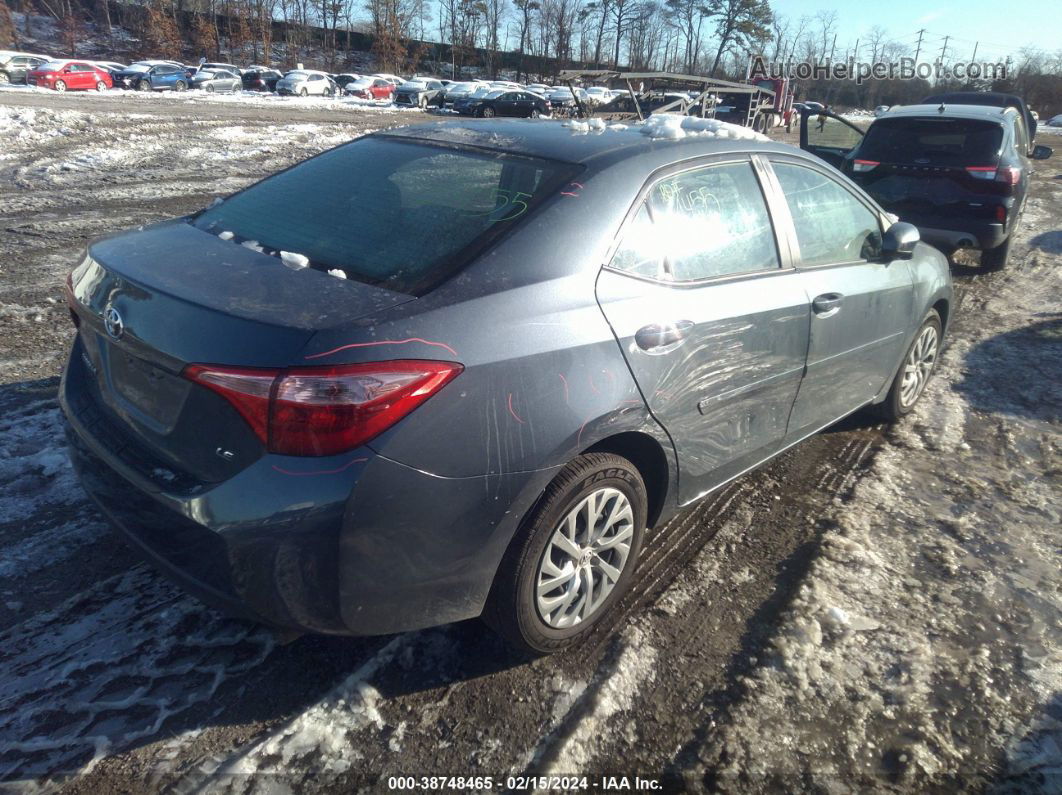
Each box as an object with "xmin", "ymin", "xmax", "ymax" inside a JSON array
[
  {"xmin": 393, "ymin": 79, "xmax": 446, "ymax": 108},
  {"xmin": 242, "ymin": 67, "xmax": 282, "ymax": 92},
  {"xmin": 276, "ymin": 69, "xmax": 336, "ymax": 97},
  {"xmin": 0, "ymin": 51, "xmax": 52, "ymax": 84},
  {"xmin": 345, "ymin": 76, "xmax": 396, "ymax": 101},
  {"xmin": 112, "ymin": 61, "xmax": 189, "ymax": 91},
  {"xmin": 61, "ymin": 119, "xmax": 952, "ymax": 654},
  {"xmin": 189, "ymin": 68, "xmax": 241, "ymax": 93},
  {"xmin": 27, "ymin": 60, "xmax": 112, "ymax": 92},
  {"xmin": 801, "ymin": 103, "xmax": 1053, "ymax": 268},
  {"xmin": 456, "ymin": 88, "xmax": 550, "ymax": 118}
]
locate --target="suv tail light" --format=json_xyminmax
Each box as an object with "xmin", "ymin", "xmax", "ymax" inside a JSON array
[
  {"xmin": 965, "ymin": 165, "xmax": 997, "ymax": 180},
  {"xmin": 184, "ymin": 360, "xmax": 462, "ymax": 456},
  {"xmin": 995, "ymin": 165, "xmax": 1021, "ymax": 186},
  {"xmin": 852, "ymin": 159, "xmax": 879, "ymax": 173}
]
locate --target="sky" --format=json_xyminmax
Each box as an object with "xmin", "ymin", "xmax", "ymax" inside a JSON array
[{"xmin": 771, "ymin": 0, "xmax": 1060, "ymax": 64}]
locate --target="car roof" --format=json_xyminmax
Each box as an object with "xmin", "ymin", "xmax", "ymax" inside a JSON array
[
  {"xmin": 877, "ymin": 103, "xmax": 1015, "ymax": 123},
  {"xmin": 375, "ymin": 118, "xmax": 795, "ymax": 174},
  {"xmin": 1, "ymin": 51, "xmax": 52, "ymax": 60}
]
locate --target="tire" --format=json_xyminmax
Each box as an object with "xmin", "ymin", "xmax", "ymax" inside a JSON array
[
  {"xmin": 174, "ymin": 80, "xmax": 186, "ymax": 92},
  {"xmin": 481, "ymin": 106, "xmax": 496, "ymax": 118},
  {"xmin": 95, "ymin": 80, "xmax": 107, "ymax": 92},
  {"xmin": 0, "ymin": 71, "xmax": 9, "ymax": 83},
  {"xmin": 205, "ymin": 84, "xmax": 214, "ymax": 93},
  {"xmin": 299, "ymin": 87, "xmax": 308, "ymax": 97},
  {"xmin": 484, "ymin": 453, "xmax": 647, "ymax": 655},
  {"xmin": 877, "ymin": 309, "xmax": 942, "ymax": 421},
  {"xmin": 531, "ymin": 108, "xmax": 541, "ymax": 119},
  {"xmin": 138, "ymin": 79, "xmax": 151, "ymax": 91},
  {"xmin": 54, "ymin": 80, "xmax": 67, "ymax": 92},
  {"xmin": 981, "ymin": 234, "xmax": 1013, "ymax": 270},
  {"xmin": 753, "ymin": 112, "xmax": 767, "ymax": 133}
]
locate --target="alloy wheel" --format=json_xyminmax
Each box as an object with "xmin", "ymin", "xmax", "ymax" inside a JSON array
[
  {"xmin": 899, "ymin": 325, "xmax": 939, "ymax": 407},
  {"xmin": 54, "ymin": 80, "xmax": 67, "ymax": 92},
  {"xmin": 535, "ymin": 487, "xmax": 634, "ymax": 628},
  {"xmin": 96, "ymin": 80, "xmax": 106, "ymax": 91}
]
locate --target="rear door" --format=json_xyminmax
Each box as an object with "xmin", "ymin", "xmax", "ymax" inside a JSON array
[
  {"xmin": 71, "ymin": 62, "xmax": 93, "ymax": 89},
  {"xmin": 799, "ymin": 109, "xmax": 865, "ymax": 169},
  {"xmin": 596, "ymin": 156, "xmax": 810, "ymax": 504},
  {"xmin": 762, "ymin": 156, "xmax": 915, "ymax": 435}
]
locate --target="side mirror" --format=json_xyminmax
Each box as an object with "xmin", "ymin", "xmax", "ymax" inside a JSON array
[
  {"xmin": 1031, "ymin": 144, "xmax": 1053, "ymax": 160},
  {"xmin": 880, "ymin": 221, "xmax": 920, "ymax": 261}
]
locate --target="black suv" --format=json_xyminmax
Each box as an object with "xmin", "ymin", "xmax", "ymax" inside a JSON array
[
  {"xmin": 801, "ymin": 103, "xmax": 1052, "ymax": 268},
  {"xmin": 0, "ymin": 52, "xmax": 51, "ymax": 84}
]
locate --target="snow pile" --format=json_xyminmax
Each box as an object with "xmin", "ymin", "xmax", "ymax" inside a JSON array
[
  {"xmin": 691, "ymin": 196, "xmax": 1062, "ymax": 790},
  {"xmin": 638, "ymin": 114, "xmax": 770, "ymax": 141}
]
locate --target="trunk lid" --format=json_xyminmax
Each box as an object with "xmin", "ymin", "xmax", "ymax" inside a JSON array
[{"xmin": 68, "ymin": 220, "xmax": 413, "ymax": 483}]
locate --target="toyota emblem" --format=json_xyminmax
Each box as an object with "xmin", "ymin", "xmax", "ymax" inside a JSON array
[{"xmin": 104, "ymin": 306, "xmax": 124, "ymax": 340}]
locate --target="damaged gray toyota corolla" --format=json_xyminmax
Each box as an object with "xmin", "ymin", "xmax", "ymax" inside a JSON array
[{"xmin": 61, "ymin": 119, "xmax": 952, "ymax": 654}]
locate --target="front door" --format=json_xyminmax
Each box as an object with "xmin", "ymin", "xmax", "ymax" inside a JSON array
[
  {"xmin": 764, "ymin": 156, "xmax": 915, "ymax": 435},
  {"xmin": 799, "ymin": 109, "xmax": 865, "ymax": 169},
  {"xmin": 596, "ymin": 157, "xmax": 810, "ymax": 504}
]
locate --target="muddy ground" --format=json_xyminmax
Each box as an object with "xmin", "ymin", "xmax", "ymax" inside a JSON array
[{"xmin": 0, "ymin": 91, "xmax": 1059, "ymax": 793}]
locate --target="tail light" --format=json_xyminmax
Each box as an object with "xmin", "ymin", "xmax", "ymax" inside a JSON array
[
  {"xmin": 995, "ymin": 166, "xmax": 1021, "ymax": 186},
  {"xmin": 965, "ymin": 165, "xmax": 997, "ymax": 180},
  {"xmin": 995, "ymin": 205, "xmax": 1007, "ymax": 223},
  {"xmin": 852, "ymin": 159, "xmax": 879, "ymax": 173},
  {"xmin": 183, "ymin": 360, "xmax": 462, "ymax": 456}
]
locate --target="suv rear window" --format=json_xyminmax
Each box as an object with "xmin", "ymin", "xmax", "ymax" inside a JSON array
[
  {"xmin": 860, "ymin": 117, "xmax": 1004, "ymax": 165},
  {"xmin": 192, "ymin": 137, "xmax": 580, "ymax": 294}
]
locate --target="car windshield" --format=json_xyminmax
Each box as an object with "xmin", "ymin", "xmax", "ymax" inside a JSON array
[
  {"xmin": 191, "ymin": 137, "xmax": 581, "ymax": 295},
  {"xmin": 860, "ymin": 117, "xmax": 1004, "ymax": 164},
  {"xmin": 38, "ymin": 61, "xmax": 64, "ymax": 71},
  {"xmin": 400, "ymin": 81, "xmax": 425, "ymax": 89},
  {"xmin": 285, "ymin": 71, "xmax": 309, "ymax": 79},
  {"xmin": 197, "ymin": 70, "xmax": 218, "ymax": 78}
]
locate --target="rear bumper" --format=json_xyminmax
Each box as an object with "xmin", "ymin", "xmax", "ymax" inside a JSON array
[
  {"xmin": 915, "ymin": 221, "xmax": 1006, "ymax": 251},
  {"xmin": 60, "ymin": 345, "xmax": 558, "ymax": 636}
]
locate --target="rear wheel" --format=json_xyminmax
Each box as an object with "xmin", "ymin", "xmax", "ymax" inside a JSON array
[
  {"xmin": 54, "ymin": 79, "xmax": 67, "ymax": 92},
  {"xmin": 753, "ymin": 112, "xmax": 767, "ymax": 133},
  {"xmin": 981, "ymin": 234, "xmax": 1013, "ymax": 270},
  {"xmin": 95, "ymin": 80, "xmax": 107, "ymax": 92},
  {"xmin": 484, "ymin": 453, "xmax": 647, "ymax": 654},
  {"xmin": 878, "ymin": 309, "xmax": 942, "ymax": 420}
]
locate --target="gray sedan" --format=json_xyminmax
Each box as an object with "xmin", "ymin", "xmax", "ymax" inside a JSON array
[
  {"xmin": 189, "ymin": 68, "xmax": 241, "ymax": 93},
  {"xmin": 61, "ymin": 119, "xmax": 951, "ymax": 654}
]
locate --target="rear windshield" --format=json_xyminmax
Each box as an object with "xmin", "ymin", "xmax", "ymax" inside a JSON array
[
  {"xmin": 191, "ymin": 137, "xmax": 580, "ymax": 295},
  {"xmin": 860, "ymin": 117, "xmax": 1004, "ymax": 165}
]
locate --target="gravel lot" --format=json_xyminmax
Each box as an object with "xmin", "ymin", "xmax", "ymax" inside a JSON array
[{"xmin": 0, "ymin": 90, "xmax": 1059, "ymax": 793}]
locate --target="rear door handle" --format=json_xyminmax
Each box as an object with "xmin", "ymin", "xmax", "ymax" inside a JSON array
[
  {"xmin": 635, "ymin": 320, "xmax": 694, "ymax": 350},
  {"xmin": 812, "ymin": 293, "xmax": 843, "ymax": 316}
]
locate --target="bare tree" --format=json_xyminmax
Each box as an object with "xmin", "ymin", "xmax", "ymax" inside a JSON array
[{"xmin": 708, "ymin": 0, "xmax": 770, "ymax": 76}]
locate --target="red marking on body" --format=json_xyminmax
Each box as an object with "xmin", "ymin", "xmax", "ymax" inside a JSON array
[
  {"xmin": 558, "ymin": 373, "xmax": 570, "ymax": 404},
  {"xmin": 508, "ymin": 393, "xmax": 526, "ymax": 424},
  {"xmin": 271, "ymin": 457, "xmax": 368, "ymax": 476},
  {"xmin": 305, "ymin": 338, "xmax": 458, "ymax": 360},
  {"xmin": 588, "ymin": 372, "xmax": 599, "ymax": 394}
]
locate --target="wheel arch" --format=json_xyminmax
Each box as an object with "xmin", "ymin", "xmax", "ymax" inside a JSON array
[{"xmin": 584, "ymin": 430, "xmax": 672, "ymax": 530}]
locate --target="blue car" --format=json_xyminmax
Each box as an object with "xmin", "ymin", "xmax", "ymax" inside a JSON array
[
  {"xmin": 62, "ymin": 119, "xmax": 952, "ymax": 653},
  {"xmin": 112, "ymin": 61, "xmax": 190, "ymax": 91}
]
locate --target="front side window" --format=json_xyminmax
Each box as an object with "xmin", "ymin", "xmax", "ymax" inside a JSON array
[
  {"xmin": 772, "ymin": 162, "xmax": 882, "ymax": 266},
  {"xmin": 610, "ymin": 204, "xmax": 664, "ymax": 279},
  {"xmin": 192, "ymin": 137, "xmax": 580, "ymax": 295}
]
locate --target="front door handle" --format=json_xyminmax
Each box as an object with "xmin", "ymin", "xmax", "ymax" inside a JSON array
[
  {"xmin": 812, "ymin": 293, "xmax": 843, "ymax": 316},
  {"xmin": 635, "ymin": 320, "xmax": 694, "ymax": 350}
]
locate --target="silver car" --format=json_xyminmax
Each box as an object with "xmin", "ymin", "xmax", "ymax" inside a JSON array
[
  {"xmin": 189, "ymin": 68, "xmax": 240, "ymax": 93},
  {"xmin": 276, "ymin": 70, "xmax": 336, "ymax": 97}
]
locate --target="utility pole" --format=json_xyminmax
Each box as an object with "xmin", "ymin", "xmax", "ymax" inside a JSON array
[
  {"xmin": 913, "ymin": 28, "xmax": 924, "ymax": 63},
  {"xmin": 971, "ymin": 41, "xmax": 978, "ymax": 61},
  {"xmin": 938, "ymin": 34, "xmax": 949, "ymax": 66}
]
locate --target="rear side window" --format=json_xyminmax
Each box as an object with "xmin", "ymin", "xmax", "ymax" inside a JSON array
[
  {"xmin": 192, "ymin": 137, "xmax": 580, "ymax": 295},
  {"xmin": 860, "ymin": 117, "xmax": 1004, "ymax": 165},
  {"xmin": 772, "ymin": 162, "xmax": 881, "ymax": 266}
]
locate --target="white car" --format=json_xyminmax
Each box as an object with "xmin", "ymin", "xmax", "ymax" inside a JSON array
[
  {"xmin": 276, "ymin": 70, "xmax": 336, "ymax": 97},
  {"xmin": 525, "ymin": 83, "xmax": 551, "ymax": 95},
  {"xmin": 1047, "ymin": 114, "xmax": 1062, "ymax": 128},
  {"xmin": 585, "ymin": 86, "xmax": 615, "ymax": 105}
]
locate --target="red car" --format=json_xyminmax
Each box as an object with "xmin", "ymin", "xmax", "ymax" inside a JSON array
[
  {"xmin": 344, "ymin": 76, "xmax": 395, "ymax": 101},
  {"xmin": 27, "ymin": 60, "xmax": 112, "ymax": 92}
]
